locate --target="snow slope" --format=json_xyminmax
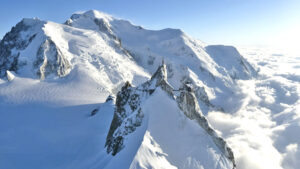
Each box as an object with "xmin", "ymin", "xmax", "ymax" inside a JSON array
[
  {"xmin": 0, "ymin": 77, "xmax": 114, "ymax": 169},
  {"xmin": 3, "ymin": 10, "xmax": 292, "ymax": 169},
  {"xmin": 133, "ymin": 89, "xmax": 231, "ymax": 169}
]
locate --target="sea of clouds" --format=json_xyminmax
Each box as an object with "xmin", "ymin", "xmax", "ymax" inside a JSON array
[{"xmin": 207, "ymin": 47, "xmax": 300, "ymax": 169}]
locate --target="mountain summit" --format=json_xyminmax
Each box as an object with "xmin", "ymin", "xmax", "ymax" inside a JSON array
[{"xmin": 0, "ymin": 10, "xmax": 257, "ymax": 169}]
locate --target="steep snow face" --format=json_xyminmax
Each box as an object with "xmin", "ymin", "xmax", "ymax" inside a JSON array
[
  {"xmin": 205, "ymin": 45, "xmax": 257, "ymax": 80},
  {"xmin": 41, "ymin": 21, "xmax": 149, "ymax": 91},
  {"xmin": 104, "ymin": 64, "xmax": 235, "ymax": 169}
]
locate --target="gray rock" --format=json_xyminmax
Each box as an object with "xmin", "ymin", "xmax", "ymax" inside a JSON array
[
  {"xmin": 105, "ymin": 81, "xmax": 144, "ymax": 155},
  {"xmin": 148, "ymin": 62, "xmax": 174, "ymax": 97},
  {"xmin": 34, "ymin": 38, "xmax": 71, "ymax": 79},
  {"xmin": 90, "ymin": 108, "xmax": 99, "ymax": 116},
  {"xmin": 177, "ymin": 82, "xmax": 202, "ymax": 118},
  {"xmin": 176, "ymin": 82, "xmax": 236, "ymax": 168},
  {"xmin": 0, "ymin": 19, "xmax": 37, "ymax": 77}
]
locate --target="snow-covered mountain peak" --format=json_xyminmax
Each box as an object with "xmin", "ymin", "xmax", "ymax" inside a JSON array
[
  {"xmin": 21, "ymin": 17, "xmax": 44, "ymax": 25},
  {"xmin": 66, "ymin": 10, "xmax": 185, "ymax": 39},
  {"xmin": 104, "ymin": 64, "xmax": 235, "ymax": 168},
  {"xmin": 66, "ymin": 10, "xmax": 115, "ymax": 32},
  {"xmin": 82, "ymin": 10, "xmax": 113, "ymax": 20},
  {"xmin": 68, "ymin": 10, "xmax": 114, "ymax": 24}
]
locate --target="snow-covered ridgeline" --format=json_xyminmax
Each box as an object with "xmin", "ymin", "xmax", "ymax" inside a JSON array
[
  {"xmin": 0, "ymin": 10, "xmax": 265, "ymax": 169},
  {"xmin": 104, "ymin": 63, "xmax": 235, "ymax": 169}
]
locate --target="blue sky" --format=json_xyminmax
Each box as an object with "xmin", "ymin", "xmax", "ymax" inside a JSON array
[{"xmin": 1, "ymin": 0, "xmax": 300, "ymax": 46}]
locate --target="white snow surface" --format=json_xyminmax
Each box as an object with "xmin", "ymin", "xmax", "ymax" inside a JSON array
[
  {"xmin": 132, "ymin": 88, "xmax": 233, "ymax": 169},
  {"xmin": 0, "ymin": 10, "xmax": 299, "ymax": 169}
]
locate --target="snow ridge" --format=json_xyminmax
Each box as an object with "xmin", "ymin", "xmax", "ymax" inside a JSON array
[{"xmin": 105, "ymin": 63, "xmax": 235, "ymax": 169}]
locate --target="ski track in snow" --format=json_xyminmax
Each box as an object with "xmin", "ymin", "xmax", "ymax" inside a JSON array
[{"xmin": 208, "ymin": 47, "xmax": 300, "ymax": 169}]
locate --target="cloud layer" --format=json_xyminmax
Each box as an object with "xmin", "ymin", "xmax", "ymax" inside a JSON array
[{"xmin": 207, "ymin": 47, "xmax": 300, "ymax": 169}]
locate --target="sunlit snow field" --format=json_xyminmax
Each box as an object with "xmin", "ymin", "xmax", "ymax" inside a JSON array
[
  {"xmin": 208, "ymin": 47, "xmax": 300, "ymax": 169},
  {"xmin": 0, "ymin": 46, "xmax": 299, "ymax": 169}
]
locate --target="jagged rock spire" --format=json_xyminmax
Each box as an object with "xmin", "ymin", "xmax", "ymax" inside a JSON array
[
  {"xmin": 150, "ymin": 61, "xmax": 167, "ymax": 84},
  {"xmin": 149, "ymin": 61, "xmax": 174, "ymax": 97}
]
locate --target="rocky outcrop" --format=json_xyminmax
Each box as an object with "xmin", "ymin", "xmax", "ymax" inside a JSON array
[
  {"xmin": 144, "ymin": 62, "xmax": 174, "ymax": 97},
  {"xmin": 177, "ymin": 82, "xmax": 202, "ymax": 118},
  {"xmin": 34, "ymin": 38, "xmax": 71, "ymax": 79},
  {"xmin": 105, "ymin": 63, "xmax": 175, "ymax": 156},
  {"xmin": 94, "ymin": 18, "xmax": 117, "ymax": 40},
  {"xmin": 176, "ymin": 82, "xmax": 236, "ymax": 168},
  {"xmin": 0, "ymin": 18, "xmax": 70, "ymax": 80},
  {"xmin": 105, "ymin": 81, "xmax": 144, "ymax": 155},
  {"xmin": 0, "ymin": 19, "xmax": 38, "ymax": 77}
]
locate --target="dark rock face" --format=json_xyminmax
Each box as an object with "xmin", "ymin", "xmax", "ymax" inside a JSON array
[
  {"xmin": 105, "ymin": 64, "xmax": 175, "ymax": 156},
  {"xmin": 0, "ymin": 19, "xmax": 70, "ymax": 80},
  {"xmin": 90, "ymin": 108, "xmax": 99, "ymax": 116},
  {"xmin": 34, "ymin": 38, "xmax": 71, "ymax": 79},
  {"xmin": 177, "ymin": 83, "xmax": 202, "ymax": 118},
  {"xmin": 179, "ymin": 77, "xmax": 216, "ymax": 114},
  {"xmin": 105, "ymin": 95, "xmax": 115, "ymax": 102},
  {"xmin": 0, "ymin": 20, "xmax": 37, "ymax": 77},
  {"xmin": 194, "ymin": 85, "xmax": 212, "ymax": 107},
  {"xmin": 176, "ymin": 82, "xmax": 236, "ymax": 168},
  {"xmin": 105, "ymin": 81, "xmax": 144, "ymax": 155},
  {"xmin": 147, "ymin": 63, "xmax": 174, "ymax": 97},
  {"xmin": 94, "ymin": 18, "xmax": 117, "ymax": 40}
]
